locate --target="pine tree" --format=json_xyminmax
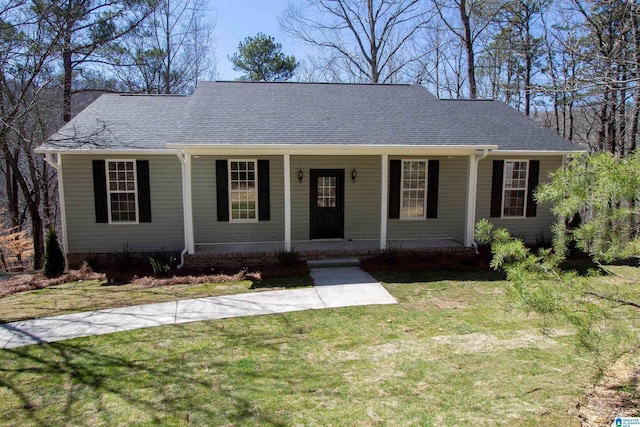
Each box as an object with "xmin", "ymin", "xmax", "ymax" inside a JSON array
[
  {"xmin": 229, "ymin": 33, "xmax": 297, "ymax": 81},
  {"xmin": 43, "ymin": 228, "xmax": 65, "ymax": 278}
]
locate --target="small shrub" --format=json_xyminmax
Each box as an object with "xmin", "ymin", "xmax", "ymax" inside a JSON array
[
  {"xmin": 149, "ymin": 253, "xmax": 176, "ymax": 276},
  {"xmin": 84, "ymin": 256, "xmax": 101, "ymax": 272},
  {"xmin": 276, "ymin": 249, "xmax": 298, "ymax": 266},
  {"xmin": 383, "ymin": 243, "xmax": 402, "ymax": 266},
  {"xmin": 535, "ymin": 231, "xmax": 552, "ymax": 249},
  {"xmin": 118, "ymin": 243, "xmax": 134, "ymax": 270},
  {"xmin": 43, "ymin": 228, "xmax": 65, "ymax": 278}
]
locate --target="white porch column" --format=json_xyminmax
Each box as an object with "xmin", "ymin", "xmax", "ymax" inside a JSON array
[
  {"xmin": 464, "ymin": 154, "xmax": 479, "ymax": 247},
  {"xmin": 177, "ymin": 150, "xmax": 195, "ymax": 255},
  {"xmin": 284, "ymin": 153, "xmax": 292, "ymax": 251},
  {"xmin": 44, "ymin": 153, "xmax": 68, "ymax": 269},
  {"xmin": 380, "ymin": 154, "xmax": 388, "ymax": 250},
  {"xmin": 184, "ymin": 153, "xmax": 195, "ymax": 254}
]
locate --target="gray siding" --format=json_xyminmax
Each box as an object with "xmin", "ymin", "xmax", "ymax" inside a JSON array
[
  {"xmin": 387, "ymin": 156, "xmax": 467, "ymax": 242},
  {"xmin": 62, "ymin": 154, "xmax": 184, "ymax": 253},
  {"xmin": 61, "ymin": 152, "xmax": 563, "ymax": 253},
  {"xmin": 291, "ymin": 156, "xmax": 382, "ymax": 241},
  {"xmin": 193, "ymin": 155, "xmax": 381, "ymax": 244},
  {"xmin": 476, "ymin": 156, "xmax": 562, "ymax": 243},
  {"xmin": 192, "ymin": 156, "xmax": 285, "ymax": 243},
  {"xmin": 192, "ymin": 154, "xmax": 501, "ymax": 245}
]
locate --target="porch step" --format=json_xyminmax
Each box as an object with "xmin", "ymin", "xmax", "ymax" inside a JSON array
[{"xmin": 306, "ymin": 258, "xmax": 361, "ymax": 268}]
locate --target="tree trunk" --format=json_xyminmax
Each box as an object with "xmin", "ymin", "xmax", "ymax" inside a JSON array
[
  {"xmin": 164, "ymin": 0, "xmax": 171, "ymax": 94},
  {"xmin": 435, "ymin": 35, "xmax": 440, "ymax": 98},
  {"xmin": 62, "ymin": 33, "xmax": 73, "ymax": 123},
  {"xmin": 367, "ymin": 0, "xmax": 379, "ymax": 83},
  {"xmin": 540, "ymin": 9, "xmax": 559, "ymax": 133},
  {"xmin": 599, "ymin": 92, "xmax": 608, "ymax": 152},
  {"xmin": 618, "ymin": 71, "xmax": 627, "ymax": 156},
  {"xmin": 505, "ymin": 57, "xmax": 513, "ymax": 105},
  {"xmin": 631, "ymin": 7, "xmax": 640, "ymax": 153},
  {"xmin": 568, "ymin": 97, "xmax": 574, "ymax": 143},
  {"xmin": 4, "ymin": 155, "xmax": 20, "ymax": 228},
  {"xmin": 2, "ymin": 145, "xmax": 44, "ymax": 269},
  {"xmin": 459, "ymin": 1, "xmax": 476, "ymax": 99},
  {"xmin": 29, "ymin": 203, "xmax": 44, "ymax": 269},
  {"xmin": 523, "ymin": 4, "xmax": 532, "ymax": 116},
  {"xmin": 524, "ymin": 45, "xmax": 532, "ymax": 116},
  {"xmin": 607, "ymin": 90, "xmax": 617, "ymax": 154}
]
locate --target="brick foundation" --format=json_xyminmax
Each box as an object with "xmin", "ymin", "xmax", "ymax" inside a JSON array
[
  {"xmin": 68, "ymin": 246, "xmax": 475, "ymax": 270},
  {"xmin": 67, "ymin": 251, "xmax": 182, "ymax": 270},
  {"xmin": 184, "ymin": 245, "xmax": 475, "ymax": 269}
]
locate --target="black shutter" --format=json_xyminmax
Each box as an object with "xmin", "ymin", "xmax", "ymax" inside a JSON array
[
  {"xmin": 490, "ymin": 160, "xmax": 504, "ymax": 218},
  {"xmin": 258, "ymin": 160, "xmax": 270, "ymax": 221},
  {"xmin": 92, "ymin": 160, "xmax": 108, "ymax": 223},
  {"xmin": 216, "ymin": 160, "xmax": 229, "ymax": 222},
  {"xmin": 388, "ymin": 160, "xmax": 401, "ymax": 219},
  {"xmin": 136, "ymin": 160, "xmax": 151, "ymax": 222},
  {"xmin": 526, "ymin": 160, "xmax": 540, "ymax": 218},
  {"xmin": 426, "ymin": 160, "xmax": 439, "ymax": 218}
]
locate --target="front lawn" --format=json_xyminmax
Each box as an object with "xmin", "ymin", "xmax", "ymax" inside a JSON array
[
  {"xmin": 0, "ymin": 274, "xmax": 313, "ymax": 323},
  {"xmin": 0, "ymin": 271, "xmax": 609, "ymax": 426}
]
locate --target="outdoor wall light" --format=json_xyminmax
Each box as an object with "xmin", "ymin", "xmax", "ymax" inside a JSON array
[
  {"xmin": 351, "ymin": 169, "xmax": 357, "ymax": 183},
  {"xmin": 298, "ymin": 169, "xmax": 304, "ymax": 183}
]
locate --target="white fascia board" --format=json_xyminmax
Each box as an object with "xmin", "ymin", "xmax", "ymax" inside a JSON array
[
  {"xmin": 490, "ymin": 149, "xmax": 584, "ymax": 156},
  {"xmin": 169, "ymin": 144, "xmax": 499, "ymax": 156},
  {"xmin": 35, "ymin": 148, "xmax": 176, "ymax": 155}
]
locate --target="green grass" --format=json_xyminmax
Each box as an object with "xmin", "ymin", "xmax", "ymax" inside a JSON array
[
  {"xmin": 0, "ymin": 275, "xmax": 313, "ymax": 323},
  {"xmin": 0, "ymin": 272, "xmax": 600, "ymax": 426}
]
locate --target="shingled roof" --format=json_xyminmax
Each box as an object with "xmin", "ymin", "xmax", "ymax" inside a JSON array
[{"xmin": 43, "ymin": 81, "xmax": 580, "ymax": 153}]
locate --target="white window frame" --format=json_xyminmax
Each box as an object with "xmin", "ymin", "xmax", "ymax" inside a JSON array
[
  {"xmin": 228, "ymin": 159, "xmax": 259, "ymax": 223},
  {"xmin": 400, "ymin": 159, "xmax": 428, "ymax": 220},
  {"xmin": 106, "ymin": 159, "xmax": 139, "ymax": 224},
  {"xmin": 501, "ymin": 159, "xmax": 529, "ymax": 218}
]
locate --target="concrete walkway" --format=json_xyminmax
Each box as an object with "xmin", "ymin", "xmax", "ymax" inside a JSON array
[{"xmin": 0, "ymin": 267, "xmax": 396, "ymax": 349}]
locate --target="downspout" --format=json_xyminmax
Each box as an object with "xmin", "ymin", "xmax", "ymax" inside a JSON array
[
  {"xmin": 176, "ymin": 149, "xmax": 189, "ymax": 269},
  {"xmin": 43, "ymin": 153, "xmax": 69, "ymax": 270},
  {"xmin": 470, "ymin": 149, "xmax": 490, "ymax": 255}
]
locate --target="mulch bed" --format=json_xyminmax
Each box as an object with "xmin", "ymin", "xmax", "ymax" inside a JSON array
[
  {"xmin": 0, "ymin": 260, "xmax": 310, "ymax": 300},
  {"xmin": 0, "ymin": 264, "xmax": 105, "ymax": 299}
]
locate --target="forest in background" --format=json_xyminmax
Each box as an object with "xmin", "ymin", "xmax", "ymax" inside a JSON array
[{"xmin": 1, "ymin": 0, "xmax": 639, "ymax": 270}]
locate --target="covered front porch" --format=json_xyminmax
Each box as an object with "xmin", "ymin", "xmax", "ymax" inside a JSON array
[{"xmin": 171, "ymin": 144, "xmax": 496, "ymax": 265}]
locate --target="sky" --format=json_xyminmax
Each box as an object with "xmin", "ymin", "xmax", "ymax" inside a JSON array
[{"xmin": 212, "ymin": 0, "xmax": 304, "ymax": 80}]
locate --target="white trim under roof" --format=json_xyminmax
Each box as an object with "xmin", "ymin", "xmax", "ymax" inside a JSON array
[
  {"xmin": 490, "ymin": 150, "xmax": 583, "ymax": 156},
  {"xmin": 35, "ymin": 146, "xmax": 584, "ymax": 156},
  {"xmin": 168, "ymin": 144, "xmax": 499, "ymax": 157},
  {"xmin": 35, "ymin": 148, "xmax": 177, "ymax": 155}
]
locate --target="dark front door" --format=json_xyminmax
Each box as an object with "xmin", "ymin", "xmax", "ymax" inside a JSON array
[{"xmin": 310, "ymin": 169, "xmax": 344, "ymax": 239}]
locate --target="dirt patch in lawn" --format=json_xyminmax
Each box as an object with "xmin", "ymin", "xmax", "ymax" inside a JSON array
[
  {"xmin": 431, "ymin": 297, "xmax": 467, "ymax": 309},
  {"xmin": 432, "ymin": 330, "xmax": 568, "ymax": 354},
  {"xmin": 578, "ymin": 353, "xmax": 640, "ymax": 426}
]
